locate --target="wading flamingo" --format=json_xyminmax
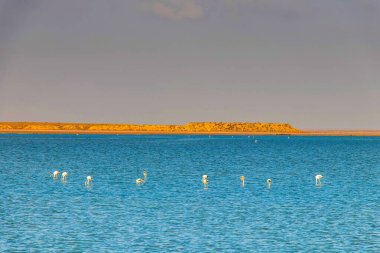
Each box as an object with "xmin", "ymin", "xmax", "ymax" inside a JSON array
[
  {"xmin": 202, "ymin": 175, "xmax": 209, "ymax": 189},
  {"xmin": 61, "ymin": 171, "xmax": 68, "ymax": 181},
  {"xmin": 267, "ymin": 178, "xmax": 272, "ymax": 189},
  {"xmin": 315, "ymin": 174, "xmax": 323, "ymax": 185},
  {"xmin": 52, "ymin": 170, "xmax": 60, "ymax": 179},
  {"xmin": 240, "ymin": 176, "xmax": 245, "ymax": 187},
  {"xmin": 85, "ymin": 176, "xmax": 93, "ymax": 186},
  {"xmin": 136, "ymin": 170, "xmax": 148, "ymax": 185}
]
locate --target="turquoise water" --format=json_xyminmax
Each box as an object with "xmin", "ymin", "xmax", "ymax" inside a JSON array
[{"xmin": 0, "ymin": 134, "xmax": 379, "ymax": 252}]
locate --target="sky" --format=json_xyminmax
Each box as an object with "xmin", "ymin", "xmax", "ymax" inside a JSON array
[{"xmin": 0, "ymin": 0, "xmax": 379, "ymax": 130}]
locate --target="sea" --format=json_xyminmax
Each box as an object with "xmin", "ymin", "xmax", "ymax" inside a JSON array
[{"xmin": 0, "ymin": 134, "xmax": 379, "ymax": 252}]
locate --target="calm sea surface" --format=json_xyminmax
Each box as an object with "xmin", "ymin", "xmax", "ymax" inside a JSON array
[{"xmin": 0, "ymin": 134, "xmax": 379, "ymax": 252}]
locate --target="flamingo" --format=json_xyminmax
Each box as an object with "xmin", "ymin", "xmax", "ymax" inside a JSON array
[
  {"xmin": 136, "ymin": 170, "xmax": 148, "ymax": 185},
  {"xmin": 240, "ymin": 175, "xmax": 245, "ymax": 187},
  {"xmin": 267, "ymin": 178, "xmax": 272, "ymax": 189},
  {"xmin": 202, "ymin": 175, "xmax": 209, "ymax": 188},
  {"xmin": 61, "ymin": 171, "xmax": 68, "ymax": 181},
  {"xmin": 85, "ymin": 176, "xmax": 93, "ymax": 186},
  {"xmin": 315, "ymin": 174, "xmax": 323, "ymax": 185},
  {"xmin": 52, "ymin": 170, "xmax": 60, "ymax": 179}
]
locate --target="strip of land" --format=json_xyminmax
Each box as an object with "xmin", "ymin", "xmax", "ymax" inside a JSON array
[
  {"xmin": 0, "ymin": 122, "xmax": 379, "ymax": 136},
  {"xmin": 300, "ymin": 130, "xmax": 380, "ymax": 136}
]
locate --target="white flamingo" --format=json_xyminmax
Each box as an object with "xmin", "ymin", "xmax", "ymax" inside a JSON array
[
  {"xmin": 136, "ymin": 170, "xmax": 148, "ymax": 185},
  {"xmin": 85, "ymin": 176, "xmax": 93, "ymax": 186},
  {"xmin": 52, "ymin": 170, "xmax": 60, "ymax": 179},
  {"xmin": 267, "ymin": 178, "xmax": 272, "ymax": 189},
  {"xmin": 202, "ymin": 175, "xmax": 209, "ymax": 188},
  {"xmin": 61, "ymin": 171, "xmax": 68, "ymax": 181},
  {"xmin": 240, "ymin": 175, "xmax": 245, "ymax": 187},
  {"xmin": 315, "ymin": 174, "xmax": 323, "ymax": 185}
]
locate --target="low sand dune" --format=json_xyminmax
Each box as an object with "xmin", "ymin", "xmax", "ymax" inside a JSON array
[
  {"xmin": 0, "ymin": 122, "xmax": 379, "ymax": 136},
  {"xmin": 0, "ymin": 122, "xmax": 299, "ymax": 134}
]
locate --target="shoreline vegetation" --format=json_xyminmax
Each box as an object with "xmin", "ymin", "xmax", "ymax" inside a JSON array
[{"xmin": 0, "ymin": 122, "xmax": 379, "ymax": 136}]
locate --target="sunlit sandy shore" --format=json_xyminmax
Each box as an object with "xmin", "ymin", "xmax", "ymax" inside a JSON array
[
  {"xmin": 0, "ymin": 122, "xmax": 379, "ymax": 136},
  {"xmin": 1, "ymin": 129, "xmax": 379, "ymax": 136}
]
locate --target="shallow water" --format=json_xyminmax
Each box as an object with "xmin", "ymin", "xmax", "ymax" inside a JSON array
[{"xmin": 0, "ymin": 134, "xmax": 379, "ymax": 252}]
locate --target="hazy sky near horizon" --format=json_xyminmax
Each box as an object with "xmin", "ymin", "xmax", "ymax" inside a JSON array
[{"xmin": 0, "ymin": 0, "xmax": 379, "ymax": 129}]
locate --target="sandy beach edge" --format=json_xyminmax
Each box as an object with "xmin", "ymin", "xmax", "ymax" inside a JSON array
[{"xmin": 1, "ymin": 129, "xmax": 380, "ymax": 136}]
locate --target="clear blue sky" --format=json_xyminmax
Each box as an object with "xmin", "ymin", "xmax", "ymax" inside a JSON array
[{"xmin": 0, "ymin": 0, "xmax": 379, "ymax": 129}]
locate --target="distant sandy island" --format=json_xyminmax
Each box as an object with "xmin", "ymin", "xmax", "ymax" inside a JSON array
[{"xmin": 0, "ymin": 122, "xmax": 379, "ymax": 136}]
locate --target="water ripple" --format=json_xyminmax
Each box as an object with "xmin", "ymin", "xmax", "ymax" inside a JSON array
[{"xmin": 0, "ymin": 135, "xmax": 379, "ymax": 252}]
